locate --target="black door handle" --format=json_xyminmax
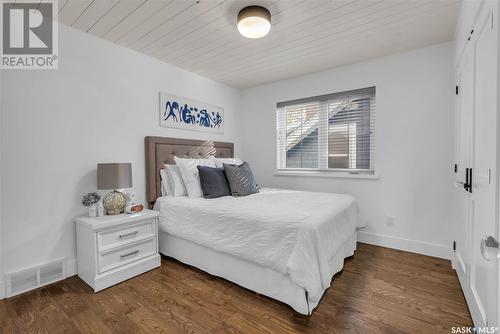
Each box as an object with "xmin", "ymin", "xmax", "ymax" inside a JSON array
[
  {"xmin": 468, "ymin": 168, "xmax": 472, "ymax": 193},
  {"xmin": 464, "ymin": 168, "xmax": 470, "ymax": 191}
]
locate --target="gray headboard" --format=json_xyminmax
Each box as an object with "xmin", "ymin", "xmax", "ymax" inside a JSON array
[{"xmin": 145, "ymin": 136, "xmax": 234, "ymax": 207}]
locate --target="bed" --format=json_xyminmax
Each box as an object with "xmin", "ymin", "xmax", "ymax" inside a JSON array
[{"xmin": 145, "ymin": 136, "xmax": 361, "ymax": 315}]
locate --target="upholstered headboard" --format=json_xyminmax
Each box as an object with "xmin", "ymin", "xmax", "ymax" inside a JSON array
[{"xmin": 145, "ymin": 136, "xmax": 234, "ymax": 207}]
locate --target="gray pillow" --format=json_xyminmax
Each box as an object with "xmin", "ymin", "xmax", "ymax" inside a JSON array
[
  {"xmin": 197, "ymin": 166, "xmax": 231, "ymax": 199},
  {"xmin": 223, "ymin": 162, "xmax": 258, "ymax": 197}
]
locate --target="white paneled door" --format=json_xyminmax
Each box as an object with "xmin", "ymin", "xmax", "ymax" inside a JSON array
[
  {"xmin": 455, "ymin": 0, "xmax": 499, "ymax": 327},
  {"xmin": 470, "ymin": 3, "xmax": 498, "ymax": 327},
  {"xmin": 454, "ymin": 39, "xmax": 473, "ymax": 295}
]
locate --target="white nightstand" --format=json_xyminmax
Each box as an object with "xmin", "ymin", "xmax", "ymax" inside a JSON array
[{"xmin": 75, "ymin": 209, "xmax": 161, "ymax": 292}]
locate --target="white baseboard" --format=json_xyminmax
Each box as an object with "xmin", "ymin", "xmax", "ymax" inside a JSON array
[
  {"xmin": 358, "ymin": 231, "xmax": 452, "ymax": 260},
  {"xmin": 67, "ymin": 258, "xmax": 77, "ymax": 277},
  {"xmin": 0, "ymin": 278, "xmax": 5, "ymax": 300}
]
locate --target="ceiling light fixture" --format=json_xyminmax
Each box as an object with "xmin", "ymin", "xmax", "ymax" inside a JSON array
[{"xmin": 237, "ymin": 6, "xmax": 271, "ymax": 39}]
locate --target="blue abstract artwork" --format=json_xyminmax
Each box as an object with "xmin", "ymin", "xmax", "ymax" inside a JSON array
[{"xmin": 159, "ymin": 92, "xmax": 224, "ymax": 133}]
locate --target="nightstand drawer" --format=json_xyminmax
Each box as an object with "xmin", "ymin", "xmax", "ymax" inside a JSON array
[
  {"xmin": 98, "ymin": 239, "xmax": 155, "ymax": 273},
  {"xmin": 97, "ymin": 219, "xmax": 155, "ymax": 250}
]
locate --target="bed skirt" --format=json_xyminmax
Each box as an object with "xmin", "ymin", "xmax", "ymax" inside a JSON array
[{"xmin": 159, "ymin": 231, "xmax": 357, "ymax": 315}]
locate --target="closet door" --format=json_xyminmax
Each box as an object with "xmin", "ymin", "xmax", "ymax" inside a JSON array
[
  {"xmin": 454, "ymin": 0, "xmax": 499, "ymax": 327},
  {"xmin": 454, "ymin": 41, "xmax": 474, "ymax": 287},
  {"xmin": 469, "ymin": 2, "xmax": 498, "ymax": 327}
]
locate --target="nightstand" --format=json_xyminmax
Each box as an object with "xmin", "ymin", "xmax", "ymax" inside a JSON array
[{"xmin": 75, "ymin": 209, "xmax": 160, "ymax": 292}]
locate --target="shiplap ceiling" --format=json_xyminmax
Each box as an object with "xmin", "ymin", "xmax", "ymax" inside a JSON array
[{"xmin": 54, "ymin": 0, "xmax": 460, "ymax": 88}]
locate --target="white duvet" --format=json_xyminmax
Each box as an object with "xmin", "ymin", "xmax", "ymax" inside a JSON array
[{"xmin": 155, "ymin": 188, "xmax": 361, "ymax": 303}]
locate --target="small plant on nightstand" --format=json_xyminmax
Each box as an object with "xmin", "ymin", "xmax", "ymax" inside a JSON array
[{"xmin": 82, "ymin": 192, "xmax": 101, "ymax": 217}]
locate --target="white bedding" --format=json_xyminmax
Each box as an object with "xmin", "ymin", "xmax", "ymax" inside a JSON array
[{"xmin": 155, "ymin": 188, "xmax": 361, "ymax": 303}]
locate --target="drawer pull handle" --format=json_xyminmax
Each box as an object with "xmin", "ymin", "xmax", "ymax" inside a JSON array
[
  {"xmin": 120, "ymin": 250, "xmax": 139, "ymax": 259},
  {"xmin": 119, "ymin": 231, "xmax": 138, "ymax": 239}
]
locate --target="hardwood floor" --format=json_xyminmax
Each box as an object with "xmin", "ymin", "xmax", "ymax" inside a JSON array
[{"xmin": 0, "ymin": 243, "xmax": 472, "ymax": 334}]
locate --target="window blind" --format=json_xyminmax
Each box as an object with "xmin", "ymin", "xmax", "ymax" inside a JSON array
[{"xmin": 276, "ymin": 87, "xmax": 375, "ymax": 173}]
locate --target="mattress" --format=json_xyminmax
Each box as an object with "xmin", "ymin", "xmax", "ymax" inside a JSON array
[{"xmin": 155, "ymin": 188, "xmax": 362, "ymax": 304}]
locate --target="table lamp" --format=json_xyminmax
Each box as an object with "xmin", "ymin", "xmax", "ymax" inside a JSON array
[{"xmin": 97, "ymin": 163, "xmax": 132, "ymax": 215}]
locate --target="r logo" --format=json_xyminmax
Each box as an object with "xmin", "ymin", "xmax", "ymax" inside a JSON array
[{"xmin": 2, "ymin": 2, "xmax": 53, "ymax": 54}]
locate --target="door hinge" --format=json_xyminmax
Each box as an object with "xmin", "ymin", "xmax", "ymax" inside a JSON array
[
  {"xmin": 455, "ymin": 86, "xmax": 459, "ymax": 95},
  {"xmin": 454, "ymin": 163, "xmax": 457, "ymax": 173},
  {"xmin": 453, "ymin": 241, "xmax": 456, "ymax": 251},
  {"xmin": 467, "ymin": 29, "xmax": 474, "ymax": 41}
]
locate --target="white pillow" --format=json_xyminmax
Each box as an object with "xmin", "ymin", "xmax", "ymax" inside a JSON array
[
  {"xmin": 159, "ymin": 169, "xmax": 172, "ymax": 196},
  {"xmin": 174, "ymin": 157, "xmax": 215, "ymax": 197},
  {"xmin": 165, "ymin": 164, "xmax": 187, "ymax": 197},
  {"xmin": 213, "ymin": 157, "xmax": 243, "ymax": 168}
]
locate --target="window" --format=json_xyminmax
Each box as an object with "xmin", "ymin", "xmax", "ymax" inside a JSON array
[{"xmin": 276, "ymin": 87, "xmax": 375, "ymax": 175}]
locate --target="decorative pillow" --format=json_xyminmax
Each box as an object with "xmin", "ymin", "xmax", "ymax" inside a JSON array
[
  {"xmin": 174, "ymin": 157, "xmax": 215, "ymax": 197},
  {"xmin": 164, "ymin": 164, "xmax": 187, "ymax": 197},
  {"xmin": 197, "ymin": 166, "xmax": 231, "ymax": 199},
  {"xmin": 223, "ymin": 162, "xmax": 258, "ymax": 197},
  {"xmin": 159, "ymin": 169, "xmax": 172, "ymax": 196},
  {"xmin": 213, "ymin": 157, "xmax": 243, "ymax": 168}
]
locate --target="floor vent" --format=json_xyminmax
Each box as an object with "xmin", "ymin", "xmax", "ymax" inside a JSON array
[{"xmin": 6, "ymin": 258, "xmax": 66, "ymax": 297}]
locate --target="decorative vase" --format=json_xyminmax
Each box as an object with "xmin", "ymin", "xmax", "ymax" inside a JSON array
[{"xmin": 88, "ymin": 204, "xmax": 97, "ymax": 217}]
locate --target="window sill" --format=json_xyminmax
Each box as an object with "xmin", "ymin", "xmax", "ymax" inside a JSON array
[{"xmin": 274, "ymin": 170, "xmax": 379, "ymax": 180}]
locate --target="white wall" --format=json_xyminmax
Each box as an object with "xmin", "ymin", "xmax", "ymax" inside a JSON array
[
  {"xmin": 1, "ymin": 24, "xmax": 241, "ymax": 276},
  {"xmin": 240, "ymin": 43, "xmax": 455, "ymax": 259}
]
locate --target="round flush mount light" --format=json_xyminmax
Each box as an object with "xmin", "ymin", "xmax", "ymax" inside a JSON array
[{"xmin": 237, "ymin": 6, "xmax": 271, "ymax": 39}]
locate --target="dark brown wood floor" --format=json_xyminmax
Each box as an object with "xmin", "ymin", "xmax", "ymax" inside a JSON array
[{"xmin": 0, "ymin": 243, "xmax": 472, "ymax": 334}]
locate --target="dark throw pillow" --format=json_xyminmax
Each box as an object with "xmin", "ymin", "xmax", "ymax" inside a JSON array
[
  {"xmin": 223, "ymin": 162, "xmax": 258, "ymax": 197},
  {"xmin": 197, "ymin": 165, "xmax": 231, "ymax": 199}
]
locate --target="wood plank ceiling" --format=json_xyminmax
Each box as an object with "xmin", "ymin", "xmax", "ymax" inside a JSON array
[{"xmin": 53, "ymin": 0, "xmax": 460, "ymax": 88}]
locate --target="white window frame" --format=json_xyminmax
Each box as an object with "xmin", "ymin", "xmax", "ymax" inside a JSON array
[{"xmin": 276, "ymin": 87, "xmax": 377, "ymax": 179}]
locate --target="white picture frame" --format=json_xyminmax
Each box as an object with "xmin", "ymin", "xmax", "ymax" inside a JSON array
[{"xmin": 159, "ymin": 92, "xmax": 224, "ymax": 134}]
